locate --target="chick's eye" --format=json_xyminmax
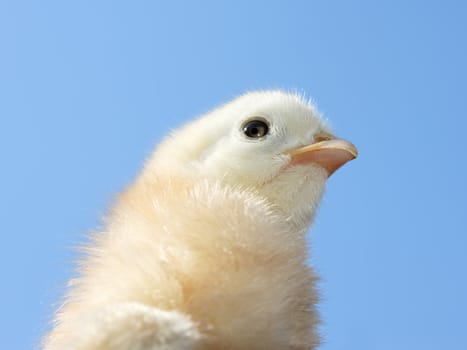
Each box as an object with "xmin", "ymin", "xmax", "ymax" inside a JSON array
[{"xmin": 242, "ymin": 120, "xmax": 269, "ymax": 139}]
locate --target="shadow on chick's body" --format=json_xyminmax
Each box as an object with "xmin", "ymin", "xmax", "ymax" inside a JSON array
[{"xmin": 43, "ymin": 91, "xmax": 357, "ymax": 350}]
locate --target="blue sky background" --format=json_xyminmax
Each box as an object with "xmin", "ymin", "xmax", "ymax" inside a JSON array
[{"xmin": 1, "ymin": 1, "xmax": 466, "ymax": 349}]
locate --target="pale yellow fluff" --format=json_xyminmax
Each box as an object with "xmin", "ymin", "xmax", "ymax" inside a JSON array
[{"xmin": 43, "ymin": 91, "xmax": 344, "ymax": 350}]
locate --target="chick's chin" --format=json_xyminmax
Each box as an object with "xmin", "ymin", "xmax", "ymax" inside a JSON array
[{"xmin": 258, "ymin": 163, "xmax": 328, "ymax": 231}]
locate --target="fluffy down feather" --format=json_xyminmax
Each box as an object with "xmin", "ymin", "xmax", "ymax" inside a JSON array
[{"xmin": 43, "ymin": 90, "xmax": 356, "ymax": 350}]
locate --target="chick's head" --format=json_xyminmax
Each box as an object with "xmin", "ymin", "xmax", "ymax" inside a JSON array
[{"xmin": 146, "ymin": 90, "xmax": 357, "ymax": 225}]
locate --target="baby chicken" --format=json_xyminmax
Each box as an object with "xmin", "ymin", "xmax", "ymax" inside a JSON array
[{"xmin": 43, "ymin": 90, "xmax": 357, "ymax": 350}]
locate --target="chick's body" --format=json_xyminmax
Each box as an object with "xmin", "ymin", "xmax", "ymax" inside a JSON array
[{"xmin": 44, "ymin": 91, "xmax": 356, "ymax": 350}]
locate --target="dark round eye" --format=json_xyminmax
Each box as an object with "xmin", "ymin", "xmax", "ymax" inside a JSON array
[{"xmin": 242, "ymin": 119, "xmax": 269, "ymax": 139}]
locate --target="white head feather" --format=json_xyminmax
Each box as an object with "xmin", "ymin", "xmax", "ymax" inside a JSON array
[{"xmin": 144, "ymin": 90, "xmax": 347, "ymax": 230}]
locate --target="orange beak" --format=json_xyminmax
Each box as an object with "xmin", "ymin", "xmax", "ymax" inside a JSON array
[{"xmin": 285, "ymin": 134, "xmax": 358, "ymax": 177}]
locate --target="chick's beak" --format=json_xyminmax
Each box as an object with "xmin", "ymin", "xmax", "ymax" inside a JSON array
[{"xmin": 286, "ymin": 134, "xmax": 358, "ymax": 177}]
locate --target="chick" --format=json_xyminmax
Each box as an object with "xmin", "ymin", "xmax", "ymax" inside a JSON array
[{"xmin": 43, "ymin": 90, "xmax": 357, "ymax": 350}]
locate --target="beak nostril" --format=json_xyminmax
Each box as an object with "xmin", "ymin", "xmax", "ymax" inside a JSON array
[{"xmin": 314, "ymin": 132, "xmax": 334, "ymax": 143}]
